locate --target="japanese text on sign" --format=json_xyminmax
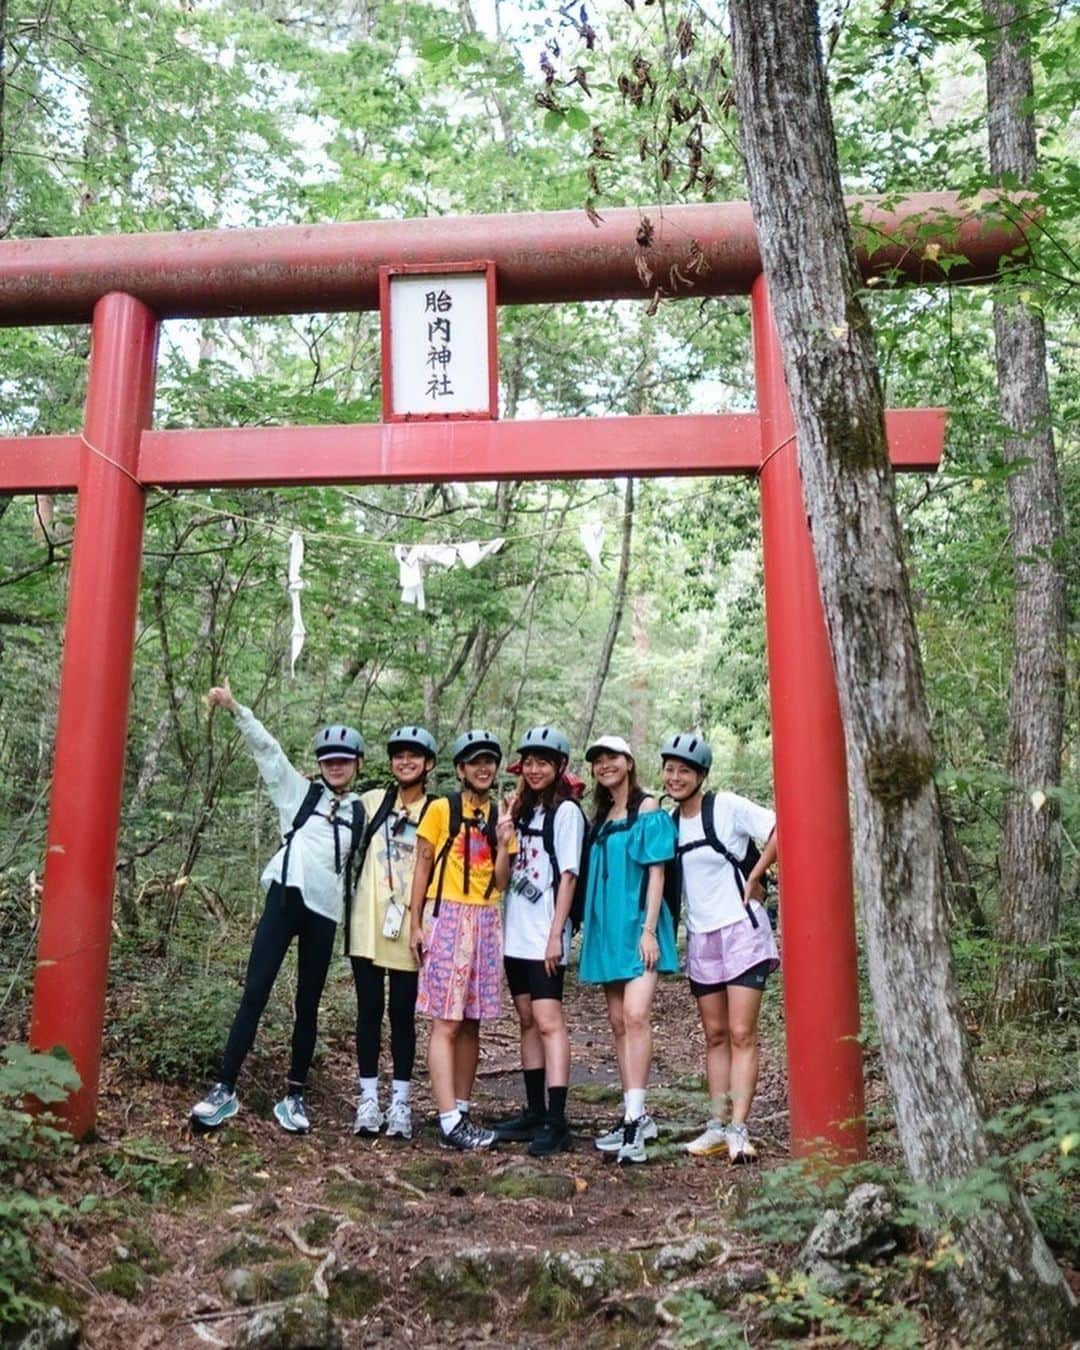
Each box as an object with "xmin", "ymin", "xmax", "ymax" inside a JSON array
[{"xmin": 386, "ymin": 272, "xmax": 493, "ymax": 417}]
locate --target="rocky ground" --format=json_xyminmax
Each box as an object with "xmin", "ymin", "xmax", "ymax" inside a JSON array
[{"xmin": 18, "ymin": 970, "xmax": 797, "ymax": 1349}]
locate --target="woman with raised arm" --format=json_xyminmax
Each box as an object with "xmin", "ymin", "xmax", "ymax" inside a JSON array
[{"xmin": 190, "ymin": 680, "xmax": 366, "ymax": 1135}]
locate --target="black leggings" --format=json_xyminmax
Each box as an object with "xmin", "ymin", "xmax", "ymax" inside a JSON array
[
  {"xmin": 350, "ymin": 957, "xmax": 419, "ymax": 1081},
  {"xmin": 219, "ymin": 884, "xmax": 336, "ymax": 1090}
]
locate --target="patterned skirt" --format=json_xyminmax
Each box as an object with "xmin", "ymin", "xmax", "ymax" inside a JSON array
[{"xmin": 417, "ymin": 899, "xmax": 503, "ymax": 1021}]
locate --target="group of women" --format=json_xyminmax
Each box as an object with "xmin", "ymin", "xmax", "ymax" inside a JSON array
[{"xmin": 190, "ymin": 689, "xmax": 779, "ymax": 1166}]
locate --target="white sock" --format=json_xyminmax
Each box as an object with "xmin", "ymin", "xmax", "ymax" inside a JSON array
[
  {"xmin": 358, "ymin": 1077, "xmax": 379, "ymax": 1103},
  {"xmin": 439, "ymin": 1109, "xmax": 462, "ymax": 1136},
  {"xmin": 391, "ymin": 1079, "xmax": 411, "ymax": 1106},
  {"xmin": 625, "ymin": 1088, "xmax": 646, "ymax": 1121},
  {"xmin": 455, "ymin": 1098, "xmax": 470, "ymax": 1115}
]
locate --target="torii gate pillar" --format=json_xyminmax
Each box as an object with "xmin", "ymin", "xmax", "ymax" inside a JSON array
[
  {"xmin": 29, "ymin": 294, "xmax": 159, "ymax": 1130},
  {"xmin": 753, "ymin": 278, "xmax": 865, "ymax": 1157}
]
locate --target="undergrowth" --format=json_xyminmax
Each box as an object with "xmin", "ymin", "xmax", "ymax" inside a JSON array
[{"xmin": 0, "ymin": 1044, "xmax": 80, "ymax": 1326}]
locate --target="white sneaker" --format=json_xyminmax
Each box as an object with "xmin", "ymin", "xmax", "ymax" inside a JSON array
[
  {"xmin": 685, "ymin": 1121, "xmax": 730, "ymax": 1158},
  {"xmin": 726, "ymin": 1122, "xmax": 758, "ymax": 1163},
  {"xmin": 273, "ymin": 1092, "xmax": 310, "ymax": 1134},
  {"xmin": 385, "ymin": 1101, "xmax": 413, "ymax": 1140},
  {"xmin": 616, "ymin": 1116, "xmax": 649, "ymax": 1165},
  {"xmin": 595, "ymin": 1112, "xmax": 657, "ymax": 1153},
  {"xmin": 352, "ymin": 1097, "xmax": 384, "ymax": 1136}
]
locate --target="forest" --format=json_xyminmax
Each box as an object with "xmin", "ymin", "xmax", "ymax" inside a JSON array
[{"xmin": 0, "ymin": 0, "xmax": 1076, "ymax": 1345}]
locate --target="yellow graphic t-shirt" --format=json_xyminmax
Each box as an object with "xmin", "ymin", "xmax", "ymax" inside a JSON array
[
  {"xmin": 347, "ymin": 787, "xmax": 429, "ymax": 970},
  {"xmin": 418, "ymin": 794, "xmax": 502, "ymax": 907}
]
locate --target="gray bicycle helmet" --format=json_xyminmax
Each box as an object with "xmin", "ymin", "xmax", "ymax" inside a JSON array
[
  {"xmin": 517, "ymin": 725, "xmax": 571, "ymax": 760},
  {"xmin": 314, "ymin": 724, "xmax": 365, "ymax": 760},
  {"xmin": 659, "ymin": 732, "xmax": 712, "ymax": 772},
  {"xmin": 387, "ymin": 725, "xmax": 438, "ymax": 758},
  {"xmin": 451, "ymin": 728, "xmax": 503, "ymax": 765}
]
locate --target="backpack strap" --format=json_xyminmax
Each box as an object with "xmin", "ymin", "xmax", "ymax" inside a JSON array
[
  {"xmin": 433, "ymin": 794, "xmax": 499, "ymax": 914},
  {"xmin": 340, "ymin": 797, "xmax": 369, "ymax": 949},
  {"xmin": 363, "ymin": 786, "xmax": 399, "ymax": 851},
  {"xmin": 673, "ymin": 791, "xmax": 759, "ymax": 929},
  {"xmin": 281, "ymin": 780, "xmax": 325, "ymax": 893}
]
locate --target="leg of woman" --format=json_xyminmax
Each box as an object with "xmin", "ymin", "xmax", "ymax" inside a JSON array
[
  {"xmin": 219, "ymin": 884, "xmax": 297, "ymax": 1088},
  {"xmin": 387, "ymin": 967, "xmax": 419, "ymax": 1083},
  {"xmin": 453, "ymin": 1017, "xmax": 481, "ymax": 1104},
  {"xmin": 696, "ymin": 990, "xmax": 732, "ymax": 1120},
  {"xmin": 620, "ymin": 970, "xmax": 659, "ymax": 1090},
  {"xmin": 351, "ymin": 957, "xmax": 386, "ymax": 1080},
  {"xmin": 515, "ymin": 992, "xmax": 544, "ymax": 1073},
  {"xmin": 603, "ymin": 982, "xmax": 628, "ymax": 1090},
  {"xmin": 428, "ymin": 1017, "xmax": 462, "ymax": 1115},
  {"xmin": 726, "ymin": 984, "xmax": 764, "ymax": 1126},
  {"xmin": 288, "ymin": 901, "xmax": 338, "ymax": 1088},
  {"xmin": 532, "ymin": 998, "xmax": 570, "ymax": 1087}
]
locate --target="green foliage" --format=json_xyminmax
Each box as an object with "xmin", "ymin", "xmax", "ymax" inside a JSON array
[
  {"xmin": 0, "ymin": 1046, "xmax": 79, "ymax": 1324},
  {"xmin": 96, "ymin": 1137, "xmax": 214, "ymax": 1205},
  {"xmin": 750, "ymin": 1271, "xmax": 924, "ymax": 1347}
]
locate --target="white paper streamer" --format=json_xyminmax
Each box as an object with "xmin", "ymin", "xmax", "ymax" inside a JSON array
[
  {"xmin": 394, "ymin": 539, "xmax": 505, "ymax": 609},
  {"xmin": 287, "ymin": 531, "xmax": 306, "ymax": 676},
  {"xmin": 579, "ymin": 518, "xmax": 606, "ymax": 571}
]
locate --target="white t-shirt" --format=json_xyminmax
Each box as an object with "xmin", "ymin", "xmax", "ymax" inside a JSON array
[
  {"xmin": 503, "ymin": 800, "xmax": 586, "ymax": 963},
  {"xmin": 678, "ymin": 792, "xmax": 776, "ymax": 934}
]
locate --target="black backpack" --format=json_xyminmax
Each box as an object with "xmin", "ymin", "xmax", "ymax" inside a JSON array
[
  {"xmin": 516, "ymin": 798, "xmax": 590, "ymax": 930},
  {"xmin": 665, "ymin": 791, "xmax": 771, "ymax": 931},
  {"xmin": 340, "ymin": 786, "xmax": 434, "ymax": 952},
  {"xmin": 281, "ymin": 781, "xmax": 367, "ymax": 925},
  {"xmin": 432, "ymin": 792, "xmax": 500, "ymax": 914}
]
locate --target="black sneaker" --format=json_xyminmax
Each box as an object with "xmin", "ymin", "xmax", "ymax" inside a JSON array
[
  {"xmin": 492, "ymin": 1106, "xmax": 544, "ymax": 1142},
  {"xmin": 528, "ymin": 1116, "xmax": 571, "ymax": 1157},
  {"xmin": 439, "ymin": 1117, "xmax": 497, "ymax": 1151}
]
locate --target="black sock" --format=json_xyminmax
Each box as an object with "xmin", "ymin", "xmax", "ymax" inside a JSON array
[
  {"xmin": 547, "ymin": 1085, "xmax": 568, "ymax": 1124},
  {"xmin": 524, "ymin": 1067, "xmax": 546, "ymax": 1114}
]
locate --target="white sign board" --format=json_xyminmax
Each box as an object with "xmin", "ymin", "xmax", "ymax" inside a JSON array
[{"xmin": 386, "ymin": 272, "xmax": 493, "ymax": 418}]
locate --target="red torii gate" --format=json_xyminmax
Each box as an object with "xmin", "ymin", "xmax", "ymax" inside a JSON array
[{"xmin": 0, "ymin": 194, "xmax": 1020, "ymax": 1151}]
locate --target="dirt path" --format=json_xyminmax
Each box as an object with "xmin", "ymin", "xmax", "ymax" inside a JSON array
[{"xmin": 50, "ymin": 973, "xmax": 791, "ymax": 1348}]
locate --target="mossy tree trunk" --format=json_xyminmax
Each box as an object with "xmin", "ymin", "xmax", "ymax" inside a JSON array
[
  {"xmin": 727, "ymin": 0, "xmax": 1074, "ymax": 1339},
  {"xmin": 983, "ymin": 0, "xmax": 1066, "ymax": 1022}
]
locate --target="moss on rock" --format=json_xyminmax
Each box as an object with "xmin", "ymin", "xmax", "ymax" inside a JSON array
[{"xmin": 327, "ymin": 1266, "xmax": 384, "ymax": 1319}]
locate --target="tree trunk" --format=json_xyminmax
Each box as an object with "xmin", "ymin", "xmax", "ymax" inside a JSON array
[
  {"xmin": 727, "ymin": 1, "xmax": 1073, "ymax": 1339},
  {"xmin": 577, "ymin": 477, "xmax": 634, "ymax": 748},
  {"xmin": 941, "ymin": 808, "xmax": 988, "ymax": 934},
  {"xmin": 983, "ymin": 0, "xmax": 1066, "ymax": 1021}
]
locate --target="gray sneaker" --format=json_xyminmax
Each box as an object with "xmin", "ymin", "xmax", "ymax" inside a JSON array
[
  {"xmin": 191, "ymin": 1082, "xmax": 238, "ymax": 1129},
  {"xmin": 595, "ymin": 1112, "xmax": 657, "ymax": 1153},
  {"xmin": 616, "ymin": 1116, "xmax": 649, "ymax": 1166},
  {"xmin": 273, "ymin": 1092, "xmax": 310, "ymax": 1134},
  {"xmin": 439, "ymin": 1116, "xmax": 496, "ymax": 1151},
  {"xmin": 353, "ymin": 1097, "xmax": 384, "ymax": 1136}
]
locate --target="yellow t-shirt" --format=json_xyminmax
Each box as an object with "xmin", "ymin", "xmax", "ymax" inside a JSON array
[
  {"xmin": 418, "ymin": 793, "xmax": 502, "ymax": 907},
  {"xmin": 347, "ymin": 787, "xmax": 429, "ymax": 970}
]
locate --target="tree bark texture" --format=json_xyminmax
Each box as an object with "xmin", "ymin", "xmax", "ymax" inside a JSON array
[
  {"xmin": 727, "ymin": 1, "xmax": 1073, "ymax": 1339},
  {"xmin": 983, "ymin": 0, "xmax": 1066, "ymax": 1021}
]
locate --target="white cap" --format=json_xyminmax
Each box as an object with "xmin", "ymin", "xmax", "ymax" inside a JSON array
[{"xmin": 585, "ymin": 734, "xmax": 634, "ymax": 762}]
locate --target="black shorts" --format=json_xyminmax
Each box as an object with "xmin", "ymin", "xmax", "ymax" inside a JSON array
[
  {"xmin": 689, "ymin": 959, "xmax": 774, "ymax": 1000},
  {"xmin": 504, "ymin": 955, "xmax": 566, "ymax": 1002}
]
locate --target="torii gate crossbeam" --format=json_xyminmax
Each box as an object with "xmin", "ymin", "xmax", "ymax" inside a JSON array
[{"xmin": 0, "ymin": 194, "xmax": 1018, "ymax": 1151}]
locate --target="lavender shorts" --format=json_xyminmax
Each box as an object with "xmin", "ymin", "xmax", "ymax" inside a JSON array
[{"xmin": 686, "ymin": 902, "xmax": 780, "ymax": 989}]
